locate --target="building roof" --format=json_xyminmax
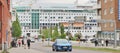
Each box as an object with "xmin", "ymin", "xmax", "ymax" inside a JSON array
[{"xmin": 60, "ymin": 22, "xmax": 84, "ymax": 27}]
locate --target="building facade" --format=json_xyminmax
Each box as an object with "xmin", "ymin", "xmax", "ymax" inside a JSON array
[
  {"xmin": 97, "ymin": 0, "xmax": 120, "ymax": 40},
  {"xmin": 13, "ymin": 5, "xmax": 101, "ymax": 39},
  {"xmin": 0, "ymin": 0, "xmax": 12, "ymax": 50}
]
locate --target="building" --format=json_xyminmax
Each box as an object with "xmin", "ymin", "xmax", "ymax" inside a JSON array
[
  {"xmin": 0, "ymin": 0, "xmax": 12, "ymax": 50},
  {"xmin": 97, "ymin": 0, "xmax": 120, "ymax": 40},
  {"xmin": 61, "ymin": 16, "xmax": 101, "ymax": 39},
  {"xmin": 14, "ymin": 7, "xmax": 100, "ymax": 39},
  {"xmin": 12, "ymin": 0, "xmax": 101, "ymax": 40}
]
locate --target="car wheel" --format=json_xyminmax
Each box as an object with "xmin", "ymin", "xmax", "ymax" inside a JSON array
[
  {"xmin": 69, "ymin": 49, "xmax": 72, "ymax": 52},
  {"xmin": 55, "ymin": 48, "xmax": 58, "ymax": 52},
  {"xmin": 52, "ymin": 48, "xmax": 55, "ymax": 51},
  {"xmin": 53, "ymin": 46, "xmax": 57, "ymax": 52}
]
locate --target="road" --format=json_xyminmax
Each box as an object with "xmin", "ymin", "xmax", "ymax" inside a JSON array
[{"xmin": 30, "ymin": 41, "xmax": 111, "ymax": 53}]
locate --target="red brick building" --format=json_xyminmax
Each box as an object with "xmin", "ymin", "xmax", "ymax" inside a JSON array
[
  {"xmin": 97, "ymin": 0, "xmax": 120, "ymax": 41},
  {"xmin": 0, "ymin": 0, "xmax": 12, "ymax": 50}
]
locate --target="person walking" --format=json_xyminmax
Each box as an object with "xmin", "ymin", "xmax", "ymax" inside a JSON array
[
  {"xmin": 18, "ymin": 39, "xmax": 21, "ymax": 47},
  {"xmin": 24, "ymin": 38, "xmax": 27, "ymax": 49},
  {"xmin": 27, "ymin": 39, "xmax": 31, "ymax": 49},
  {"xmin": 94, "ymin": 39, "xmax": 98, "ymax": 47},
  {"xmin": 22, "ymin": 39, "xmax": 24, "ymax": 47},
  {"xmin": 101, "ymin": 40, "xmax": 104, "ymax": 46},
  {"xmin": 105, "ymin": 40, "xmax": 109, "ymax": 47}
]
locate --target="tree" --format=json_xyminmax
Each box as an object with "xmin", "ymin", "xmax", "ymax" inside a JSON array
[
  {"xmin": 50, "ymin": 27, "xmax": 52, "ymax": 39},
  {"xmin": 12, "ymin": 15, "xmax": 21, "ymax": 38},
  {"xmin": 74, "ymin": 32, "xmax": 82, "ymax": 40},
  {"xmin": 60, "ymin": 24, "xmax": 66, "ymax": 38},
  {"xmin": 52, "ymin": 26, "xmax": 59, "ymax": 40},
  {"xmin": 42, "ymin": 28, "xmax": 49, "ymax": 38}
]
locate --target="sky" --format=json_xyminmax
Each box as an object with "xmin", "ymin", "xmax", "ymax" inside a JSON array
[
  {"xmin": 12, "ymin": 0, "xmax": 90, "ymax": 7},
  {"xmin": 39, "ymin": 0, "xmax": 89, "ymax": 4}
]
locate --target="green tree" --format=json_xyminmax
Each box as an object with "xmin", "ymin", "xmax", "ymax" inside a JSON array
[
  {"xmin": 52, "ymin": 26, "xmax": 59, "ymax": 40},
  {"xmin": 42, "ymin": 28, "xmax": 49, "ymax": 38},
  {"xmin": 74, "ymin": 32, "xmax": 82, "ymax": 40},
  {"xmin": 12, "ymin": 15, "xmax": 21, "ymax": 38},
  {"xmin": 60, "ymin": 24, "xmax": 66, "ymax": 38},
  {"xmin": 50, "ymin": 27, "xmax": 52, "ymax": 39}
]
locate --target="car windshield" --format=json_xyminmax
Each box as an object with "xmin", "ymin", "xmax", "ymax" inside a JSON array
[{"xmin": 56, "ymin": 39, "xmax": 69, "ymax": 44}]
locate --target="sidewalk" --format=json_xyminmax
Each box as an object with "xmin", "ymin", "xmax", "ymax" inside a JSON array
[
  {"xmin": 9, "ymin": 47, "xmax": 43, "ymax": 53},
  {"xmin": 0, "ymin": 50, "xmax": 2, "ymax": 53}
]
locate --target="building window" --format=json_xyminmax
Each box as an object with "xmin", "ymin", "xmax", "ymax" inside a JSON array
[
  {"xmin": 45, "ymin": 17, "xmax": 47, "ymax": 19},
  {"xmin": 104, "ymin": 9, "xmax": 107, "ymax": 15},
  {"xmin": 110, "ymin": 22, "xmax": 114, "ymax": 27},
  {"xmin": 104, "ymin": 23, "xmax": 107, "ymax": 27},
  {"xmin": 110, "ymin": 7, "xmax": 113, "ymax": 14}
]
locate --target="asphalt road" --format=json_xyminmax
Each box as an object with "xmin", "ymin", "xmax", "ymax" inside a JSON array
[{"xmin": 30, "ymin": 41, "xmax": 111, "ymax": 53}]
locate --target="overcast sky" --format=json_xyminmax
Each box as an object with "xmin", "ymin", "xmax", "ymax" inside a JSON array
[
  {"xmin": 39, "ymin": 0, "xmax": 89, "ymax": 4},
  {"xmin": 12, "ymin": 0, "xmax": 90, "ymax": 7}
]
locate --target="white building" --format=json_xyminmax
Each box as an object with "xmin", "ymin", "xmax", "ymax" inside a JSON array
[{"xmin": 13, "ymin": 0, "xmax": 101, "ymax": 39}]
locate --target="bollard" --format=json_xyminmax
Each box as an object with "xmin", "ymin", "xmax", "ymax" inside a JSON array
[{"xmin": 3, "ymin": 42, "xmax": 9, "ymax": 53}]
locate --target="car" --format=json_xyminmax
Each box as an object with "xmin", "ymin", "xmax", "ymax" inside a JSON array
[
  {"xmin": 90, "ymin": 39, "xmax": 96, "ymax": 43},
  {"xmin": 52, "ymin": 39, "xmax": 72, "ymax": 52},
  {"xmin": 30, "ymin": 38, "xmax": 35, "ymax": 43}
]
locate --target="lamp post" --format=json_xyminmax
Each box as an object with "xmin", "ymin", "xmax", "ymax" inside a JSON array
[{"xmin": 48, "ymin": 10, "xmax": 51, "ymax": 46}]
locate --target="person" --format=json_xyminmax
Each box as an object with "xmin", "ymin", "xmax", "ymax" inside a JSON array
[
  {"xmin": 18, "ymin": 39, "xmax": 21, "ymax": 47},
  {"xmin": 27, "ymin": 39, "xmax": 31, "ymax": 49},
  {"xmin": 24, "ymin": 38, "xmax": 27, "ymax": 49},
  {"xmin": 105, "ymin": 40, "xmax": 109, "ymax": 46},
  {"xmin": 94, "ymin": 39, "xmax": 98, "ymax": 46},
  {"xmin": 101, "ymin": 40, "xmax": 104, "ymax": 46},
  {"xmin": 22, "ymin": 39, "xmax": 24, "ymax": 46},
  {"xmin": 11, "ymin": 40, "xmax": 14, "ymax": 47}
]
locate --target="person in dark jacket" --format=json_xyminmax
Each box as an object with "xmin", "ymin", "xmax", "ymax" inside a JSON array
[
  {"xmin": 105, "ymin": 40, "xmax": 109, "ymax": 46},
  {"xmin": 27, "ymin": 39, "xmax": 31, "ymax": 49},
  {"xmin": 22, "ymin": 39, "xmax": 24, "ymax": 46},
  {"xmin": 11, "ymin": 40, "xmax": 14, "ymax": 47},
  {"xmin": 94, "ymin": 40, "xmax": 98, "ymax": 46}
]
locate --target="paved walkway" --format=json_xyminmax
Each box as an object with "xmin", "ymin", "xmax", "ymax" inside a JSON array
[
  {"xmin": 0, "ymin": 50, "xmax": 2, "ymax": 53},
  {"xmin": 8, "ymin": 41, "xmax": 120, "ymax": 53},
  {"xmin": 9, "ymin": 47, "xmax": 43, "ymax": 53}
]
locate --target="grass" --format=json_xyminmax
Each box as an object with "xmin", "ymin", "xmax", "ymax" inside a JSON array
[
  {"xmin": 73, "ymin": 46, "xmax": 120, "ymax": 53},
  {"xmin": 43, "ymin": 44, "xmax": 120, "ymax": 53}
]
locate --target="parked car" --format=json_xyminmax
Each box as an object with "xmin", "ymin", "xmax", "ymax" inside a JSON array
[
  {"xmin": 52, "ymin": 39, "xmax": 72, "ymax": 52},
  {"xmin": 30, "ymin": 38, "xmax": 35, "ymax": 43},
  {"xmin": 90, "ymin": 39, "xmax": 96, "ymax": 43}
]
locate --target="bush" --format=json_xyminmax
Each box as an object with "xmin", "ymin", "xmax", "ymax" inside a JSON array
[{"xmin": 71, "ymin": 37, "xmax": 76, "ymax": 41}]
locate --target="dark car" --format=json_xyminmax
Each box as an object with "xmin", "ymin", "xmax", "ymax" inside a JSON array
[
  {"xmin": 90, "ymin": 39, "xmax": 96, "ymax": 43},
  {"xmin": 52, "ymin": 39, "xmax": 72, "ymax": 52}
]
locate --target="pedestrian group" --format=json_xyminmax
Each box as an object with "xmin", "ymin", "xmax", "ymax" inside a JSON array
[{"xmin": 11, "ymin": 37, "xmax": 31, "ymax": 49}]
